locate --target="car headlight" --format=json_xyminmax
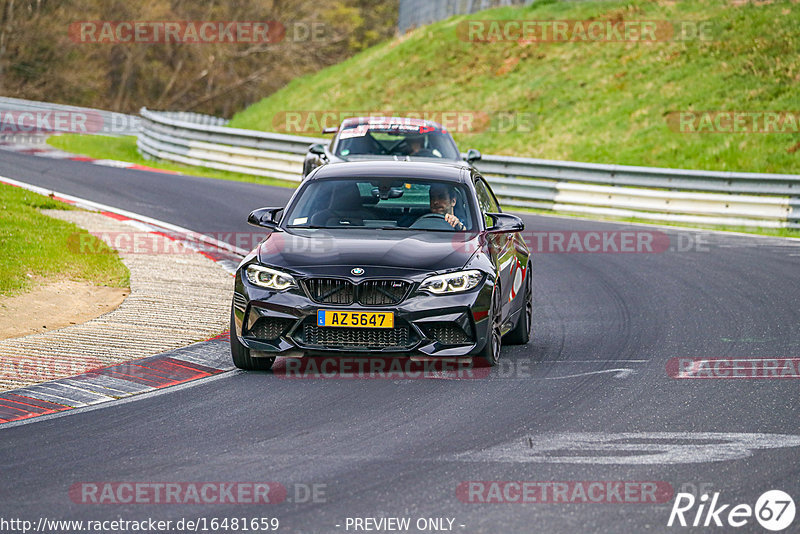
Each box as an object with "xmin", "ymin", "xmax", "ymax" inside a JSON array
[
  {"xmin": 245, "ymin": 264, "xmax": 297, "ymax": 290},
  {"xmin": 419, "ymin": 270, "xmax": 483, "ymax": 295}
]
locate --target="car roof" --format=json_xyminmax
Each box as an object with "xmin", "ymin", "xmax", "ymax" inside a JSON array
[
  {"xmin": 309, "ymin": 160, "xmax": 471, "ymax": 183},
  {"xmin": 340, "ymin": 116, "xmax": 446, "ymax": 130}
]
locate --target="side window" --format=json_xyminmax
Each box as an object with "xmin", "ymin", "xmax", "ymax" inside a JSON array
[{"xmin": 474, "ymin": 178, "xmax": 499, "ymax": 227}]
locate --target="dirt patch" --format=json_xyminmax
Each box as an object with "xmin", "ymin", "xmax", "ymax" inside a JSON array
[{"xmin": 0, "ymin": 280, "xmax": 128, "ymax": 340}]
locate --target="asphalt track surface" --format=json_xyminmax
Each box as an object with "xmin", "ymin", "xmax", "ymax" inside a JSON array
[{"xmin": 1, "ymin": 149, "xmax": 799, "ymax": 533}]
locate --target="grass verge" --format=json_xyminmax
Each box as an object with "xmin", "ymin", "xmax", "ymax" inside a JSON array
[
  {"xmin": 46, "ymin": 134, "xmax": 298, "ymax": 189},
  {"xmin": 230, "ymin": 0, "xmax": 800, "ymax": 174},
  {"xmin": 0, "ymin": 183, "xmax": 130, "ymax": 297}
]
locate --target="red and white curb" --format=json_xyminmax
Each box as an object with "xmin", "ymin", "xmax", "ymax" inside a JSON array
[
  {"xmin": 0, "ymin": 176, "xmax": 250, "ymax": 426},
  {"xmin": 0, "ymin": 138, "xmax": 181, "ymax": 175},
  {"xmin": 0, "ymin": 334, "xmax": 234, "ymax": 425}
]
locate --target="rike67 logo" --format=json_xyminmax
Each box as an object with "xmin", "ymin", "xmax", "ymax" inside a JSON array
[{"xmin": 668, "ymin": 490, "xmax": 795, "ymax": 531}]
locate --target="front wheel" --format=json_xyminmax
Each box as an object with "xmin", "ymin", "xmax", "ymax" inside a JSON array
[
  {"xmin": 230, "ymin": 307, "xmax": 275, "ymax": 371},
  {"xmin": 478, "ymin": 285, "xmax": 502, "ymax": 366}
]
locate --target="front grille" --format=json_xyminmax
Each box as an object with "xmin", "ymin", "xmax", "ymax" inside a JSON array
[
  {"xmin": 356, "ymin": 280, "xmax": 410, "ymax": 305},
  {"xmin": 248, "ymin": 317, "xmax": 294, "ymax": 340},
  {"xmin": 305, "ymin": 278, "xmax": 354, "ymax": 304},
  {"xmin": 302, "ymin": 324, "xmax": 409, "ymax": 348},
  {"xmin": 424, "ymin": 324, "xmax": 472, "ymax": 345},
  {"xmin": 304, "ymin": 278, "xmax": 410, "ymax": 306}
]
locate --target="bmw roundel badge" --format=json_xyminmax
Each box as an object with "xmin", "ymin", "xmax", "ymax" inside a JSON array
[{"xmin": 351, "ymin": 267, "xmax": 365, "ymax": 276}]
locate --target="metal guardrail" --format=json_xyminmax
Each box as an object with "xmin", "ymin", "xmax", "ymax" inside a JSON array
[
  {"xmin": 479, "ymin": 155, "xmax": 800, "ymax": 228},
  {"xmin": 0, "ymin": 96, "xmax": 141, "ymax": 136},
  {"xmin": 138, "ymin": 107, "xmax": 322, "ymax": 182},
  {"xmin": 398, "ymin": 0, "xmax": 535, "ymax": 34},
  {"xmin": 138, "ymin": 108, "xmax": 800, "ymax": 229}
]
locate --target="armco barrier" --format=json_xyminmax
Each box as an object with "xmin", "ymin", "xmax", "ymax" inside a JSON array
[
  {"xmin": 0, "ymin": 96, "xmax": 141, "ymax": 136},
  {"xmin": 138, "ymin": 107, "xmax": 321, "ymax": 182},
  {"xmin": 137, "ymin": 108, "xmax": 800, "ymax": 228}
]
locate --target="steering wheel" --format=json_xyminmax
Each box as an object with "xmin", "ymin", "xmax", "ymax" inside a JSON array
[
  {"xmin": 360, "ymin": 133, "xmax": 390, "ymax": 155},
  {"xmin": 409, "ymin": 212, "xmax": 456, "ymax": 230},
  {"xmin": 385, "ymin": 139, "xmax": 408, "ymax": 154}
]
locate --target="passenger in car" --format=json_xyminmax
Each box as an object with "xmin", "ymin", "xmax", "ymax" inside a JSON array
[{"xmin": 309, "ymin": 182, "xmax": 374, "ymax": 226}]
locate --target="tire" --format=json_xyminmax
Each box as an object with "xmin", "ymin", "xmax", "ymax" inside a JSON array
[
  {"xmin": 230, "ymin": 307, "xmax": 275, "ymax": 371},
  {"xmin": 477, "ymin": 285, "xmax": 502, "ymax": 366},
  {"xmin": 505, "ymin": 267, "xmax": 532, "ymax": 345}
]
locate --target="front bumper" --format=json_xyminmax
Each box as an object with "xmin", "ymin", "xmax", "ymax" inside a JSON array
[{"xmin": 232, "ymin": 270, "xmax": 494, "ymax": 358}]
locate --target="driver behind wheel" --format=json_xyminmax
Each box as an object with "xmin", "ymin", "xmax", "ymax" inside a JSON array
[
  {"xmin": 406, "ymin": 135, "xmax": 435, "ymax": 157},
  {"xmin": 428, "ymin": 183, "xmax": 465, "ymax": 230}
]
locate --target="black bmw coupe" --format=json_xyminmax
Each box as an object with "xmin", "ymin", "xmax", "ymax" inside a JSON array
[{"xmin": 231, "ymin": 160, "xmax": 531, "ymax": 370}]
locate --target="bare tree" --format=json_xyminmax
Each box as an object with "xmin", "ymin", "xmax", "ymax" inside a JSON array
[{"xmin": 0, "ymin": 0, "xmax": 398, "ymax": 117}]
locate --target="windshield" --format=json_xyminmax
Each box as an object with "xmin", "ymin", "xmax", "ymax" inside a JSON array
[
  {"xmin": 333, "ymin": 119, "xmax": 461, "ymax": 161},
  {"xmin": 284, "ymin": 178, "xmax": 477, "ymax": 232}
]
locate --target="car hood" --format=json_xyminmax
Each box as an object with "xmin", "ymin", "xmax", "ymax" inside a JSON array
[{"xmin": 258, "ymin": 228, "xmax": 479, "ymax": 275}]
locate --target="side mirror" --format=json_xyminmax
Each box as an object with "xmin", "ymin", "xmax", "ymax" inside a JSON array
[
  {"xmin": 466, "ymin": 148, "xmax": 482, "ymax": 163},
  {"xmin": 308, "ymin": 143, "xmax": 326, "ymax": 156},
  {"xmin": 248, "ymin": 207, "xmax": 284, "ymax": 230},
  {"xmin": 486, "ymin": 213, "xmax": 524, "ymax": 234}
]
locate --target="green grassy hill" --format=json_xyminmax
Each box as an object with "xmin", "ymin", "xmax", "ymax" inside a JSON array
[
  {"xmin": 0, "ymin": 184, "xmax": 129, "ymax": 296},
  {"xmin": 229, "ymin": 0, "xmax": 799, "ymax": 174}
]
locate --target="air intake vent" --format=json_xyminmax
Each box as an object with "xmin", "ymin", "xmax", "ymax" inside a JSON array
[
  {"xmin": 232, "ymin": 292, "xmax": 248, "ymax": 311},
  {"xmin": 424, "ymin": 324, "xmax": 472, "ymax": 345},
  {"xmin": 302, "ymin": 325, "xmax": 409, "ymax": 348},
  {"xmin": 248, "ymin": 317, "xmax": 294, "ymax": 340}
]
